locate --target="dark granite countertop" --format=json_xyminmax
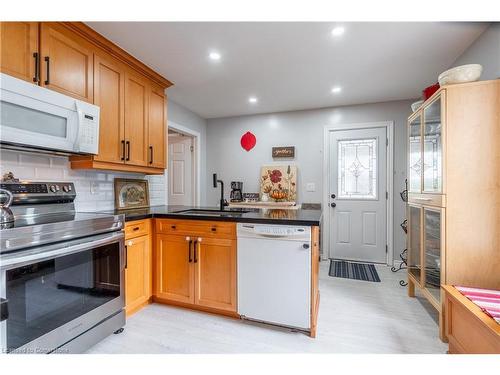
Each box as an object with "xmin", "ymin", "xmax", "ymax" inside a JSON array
[{"xmin": 96, "ymin": 205, "xmax": 322, "ymax": 226}]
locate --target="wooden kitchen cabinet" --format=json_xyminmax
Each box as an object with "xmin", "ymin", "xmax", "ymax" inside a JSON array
[
  {"xmin": 40, "ymin": 23, "xmax": 94, "ymax": 103},
  {"xmin": 72, "ymin": 56, "xmax": 167, "ymax": 173},
  {"xmin": 148, "ymin": 84, "xmax": 167, "ymax": 168},
  {"xmin": 406, "ymin": 79, "xmax": 500, "ymax": 341},
  {"xmin": 93, "ymin": 53, "xmax": 126, "ymax": 164},
  {"xmin": 0, "ymin": 22, "xmax": 39, "ymax": 83},
  {"xmin": 195, "ymin": 237, "xmax": 237, "ymax": 312},
  {"xmin": 125, "ymin": 220, "xmax": 152, "ymax": 316},
  {"xmin": 154, "ymin": 219, "xmax": 238, "ymax": 316},
  {"xmin": 155, "ymin": 234, "xmax": 195, "ymax": 304},
  {"xmin": 0, "ymin": 21, "xmax": 171, "ymax": 175},
  {"xmin": 124, "ymin": 70, "xmax": 149, "ymax": 167}
]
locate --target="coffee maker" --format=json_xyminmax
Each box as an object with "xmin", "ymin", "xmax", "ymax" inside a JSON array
[{"xmin": 230, "ymin": 181, "xmax": 243, "ymax": 202}]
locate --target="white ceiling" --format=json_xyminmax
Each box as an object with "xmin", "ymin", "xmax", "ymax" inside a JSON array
[{"xmin": 86, "ymin": 22, "xmax": 487, "ymax": 119}]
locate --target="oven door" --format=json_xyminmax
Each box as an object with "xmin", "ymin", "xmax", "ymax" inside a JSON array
[{"xmin": 0, "ymin": 231, "xmax": 124, "ymax": 354}]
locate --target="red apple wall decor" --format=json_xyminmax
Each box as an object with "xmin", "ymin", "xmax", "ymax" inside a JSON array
[{"xmin": 240, "ymin": 131, "xmax": 256, "ymax": 151}]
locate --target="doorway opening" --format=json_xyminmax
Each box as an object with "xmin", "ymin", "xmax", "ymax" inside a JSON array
[
  {"xmin": 323, "ymin": 121, "xmax": 394, "ymax": 265},
  {"xmin": 167, "ymin": 121, "xmax": 201, "ymax": 206}
]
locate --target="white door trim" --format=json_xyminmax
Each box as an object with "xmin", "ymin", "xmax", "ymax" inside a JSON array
[
  {"xmin": 168, "ymin": 120, "xmax": 201, "ymax": 206},
  {"xmin": 322, "ymin": 121, "xmax": 394, "ymax": 266}
]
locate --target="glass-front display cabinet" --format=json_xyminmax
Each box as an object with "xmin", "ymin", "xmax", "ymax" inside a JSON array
[
  {"xmin": 407, "ymin": 92, "xmax": 444, "ymax": 206},
  {"xmin": 423, "ymin": 97, "xmax": 443, "ymax": 193},
  {"xmin": 407, "ymin": 204, "xmax": 422, "ymax": 285},
  {"xmin": 408, "ymin": 113, "xmax": 422, "ymax": 194},
  {"xmin": 423, "ymin": 207, "xmax": 443, "ymax": 306},
  {"xmin": 407, "ymin": 204, "xmax": 444, "ymax": 308}
]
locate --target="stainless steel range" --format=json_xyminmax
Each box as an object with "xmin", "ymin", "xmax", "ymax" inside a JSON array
[{"xmin": 0, "ymin": 181, "xmax": 125, "ymax": 354}]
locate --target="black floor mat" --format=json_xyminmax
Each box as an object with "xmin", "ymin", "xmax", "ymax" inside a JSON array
[{"xmin": 329, "ymin": 259, "xmax": 381, "ymax": 282}]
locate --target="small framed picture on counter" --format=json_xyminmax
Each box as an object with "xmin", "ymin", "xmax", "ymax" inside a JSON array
[{"xmin": 114, "ymin": 178, "xmax": 150, "ymax": 210}]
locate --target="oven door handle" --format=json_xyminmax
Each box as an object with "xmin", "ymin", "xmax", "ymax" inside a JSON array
[{"xmin": 0, "ymin": 231, "xmax": 124, "ymax": 269}]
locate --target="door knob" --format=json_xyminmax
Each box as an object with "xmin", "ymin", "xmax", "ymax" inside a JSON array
[
  {"xmin": 331, "ymin": 193, "xmax": 336, "ymax": 199},
  {"xmin": 330, "ymin": 202, "xmax": 336, "ymax": 207},
  {"xmin": 302, "ymin": 243, "xmax": 310, "ymax": 249}
]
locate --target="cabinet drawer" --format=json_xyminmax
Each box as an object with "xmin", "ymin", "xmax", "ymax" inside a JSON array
[
  {"xmin": 125, "ymin": 219, "xmax": 151, "ymax": 239},
  {"xmin": 408, "ymin": 193, "xmax": 445, "ymax": 208},
  {"xmin": 156, "ymin": 219, "xmax": 236, "ymax": 239}
]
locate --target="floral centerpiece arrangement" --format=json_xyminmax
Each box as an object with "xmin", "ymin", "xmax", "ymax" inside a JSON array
[{"xmin": 260, "ymin": 165, "xmax": 297, "ymax": 202}]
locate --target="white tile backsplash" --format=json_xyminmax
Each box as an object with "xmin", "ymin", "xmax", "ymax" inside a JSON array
[{"xmin": 0, "ymin": 149, "xmax": 167, "ymax": 211}]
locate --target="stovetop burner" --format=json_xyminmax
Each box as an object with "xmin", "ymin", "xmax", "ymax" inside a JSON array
[{"xmin": 0, "ymin": 180, "xmax": 123, "ymax": 253}]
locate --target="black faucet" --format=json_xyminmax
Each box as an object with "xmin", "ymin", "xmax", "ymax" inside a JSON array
[{"xmin": 213, "ymin": 173, "xmax": 228, "ymax": 211}]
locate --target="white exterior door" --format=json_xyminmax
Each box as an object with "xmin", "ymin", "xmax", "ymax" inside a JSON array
[
  {"xmin": 328, "ymin": 127, "xmax": 387, "ymax": 263},
  {"xmin": 168, "ymin": 135, "xmax": 193, "ymax": 206}
]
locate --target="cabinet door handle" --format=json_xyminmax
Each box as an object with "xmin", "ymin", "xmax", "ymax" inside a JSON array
[
  {"xmin": 44, "ymin": 56, "xmax": 50, "ymax": 85},
  {"xmin": 124, "ymin": 245, "xmax": 128, "ymax": 269},
  {"xmin": 149, "ymin": 146, "xmax": 153, "ymax": 165},
  {"xmin": 33, "ymin": 52, "xmax": 39, "ymax": 83},
  {"xmin": 193, "ymin": 239, "xmax": 200, "ymax": 263},
  {"xmin": 121, "ymin": 140, "xmax": 126, "ymax": 161},
  {"xmin": 126, "ymin": 141, "xmax": 130, "ymax": 161},
  {"xmin": 133, "ymin": 227, "xmax": 140, "ymax": 231},
  {"xmin": 186, "ymin": 236, "xmax": 192, "ymax": 263}
]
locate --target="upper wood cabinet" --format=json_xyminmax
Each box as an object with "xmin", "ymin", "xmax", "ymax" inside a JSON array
[
  {"xmin": 40, "ymin": 23, "xmax": 94, "ymax": 103},
  {"xmin": 125, "ymin": 70, "xmax": 150, "ymax": 167},
  {"xmin": 148, "ymin": 85, "xmax": 167, "ymax": 168},
  {"xmin": 0, "ymin": 22, "xmax": 39, "ymax": 83},
  {"xmin": 93, "ymin": 54, "xmax": 126, "ymax": 164},
  {"xmin": 0, "ymin": 21, "xmax": 171, "ymax": 175}
]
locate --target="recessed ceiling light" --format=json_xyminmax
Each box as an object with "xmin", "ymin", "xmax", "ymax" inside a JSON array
[
  {"xmin": 209, "ymin": 52, "xmax": 221, "ymax": 61},
  {"xmin": 331, "ymin": 86, "xmax": 342, "ymax": 94},
  {"xmin": 248, "ymin": 97, "xmax": 258, "ymax": 104},
  {"xmin": 331, "ymin": 27, "xmax": 345, "ymax": 37}
]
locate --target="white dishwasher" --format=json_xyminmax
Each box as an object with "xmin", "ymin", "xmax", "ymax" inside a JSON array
[{"xmin": 237, "ymin": 223, "xmax": 311, "ymax": 330}]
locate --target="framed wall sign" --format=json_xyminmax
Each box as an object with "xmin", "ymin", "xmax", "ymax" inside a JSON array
[{"xmin": 272, "ymin": 146, "xmax": 295, "ymax": 158}]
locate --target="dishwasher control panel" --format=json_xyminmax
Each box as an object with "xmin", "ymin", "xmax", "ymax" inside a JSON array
[{"xmin": 237, "ymin": 223, "xmax": 311, "ymax": 240}]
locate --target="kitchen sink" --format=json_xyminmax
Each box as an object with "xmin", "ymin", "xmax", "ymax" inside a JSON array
[{"xmin": 173, "ymin": 209, "xmax": 250, "ymax": 215}]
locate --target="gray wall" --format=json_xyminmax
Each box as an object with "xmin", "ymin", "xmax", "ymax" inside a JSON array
[
  {"xmin": 206, "ymin": 99, "xmax": 414, "ymax": 260},
  {"xmin": 168, "ymin": 99, "xmax": 208, "ymax": 204},
  {"xmin": 451, "ymin": 23, "xmax": 500, "ymax": 80}
]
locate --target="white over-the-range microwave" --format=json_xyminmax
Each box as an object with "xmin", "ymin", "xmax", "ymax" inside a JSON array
[{"xmin": 0, "ymin": 73, "xmax": 100, "ymax": 155}]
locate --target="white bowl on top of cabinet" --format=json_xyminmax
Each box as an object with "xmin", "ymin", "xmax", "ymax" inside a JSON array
[{"xmin": 438, "ymin": 64, "xmax": 482, "ymax": 86}]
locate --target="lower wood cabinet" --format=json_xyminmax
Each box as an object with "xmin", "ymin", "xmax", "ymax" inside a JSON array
[
  {"xmin": 155, "ymin": 234, "xmax": 195, "ymax": 304},
  {"xmin": 194, "ymin": 237, "xmax": 237, "ymax": 312},
  {"xmin": 154, "ymin": 220, "xmax": 237, "ymax": 315},
  {"xmin": 124, "ymin": 220, "xmax": 152, "ymax": 316}
]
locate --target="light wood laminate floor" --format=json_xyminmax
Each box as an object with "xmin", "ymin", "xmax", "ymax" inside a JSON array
[{"xmin": 87, "ymin": 262, "xmax": 447, "ymax": 354}]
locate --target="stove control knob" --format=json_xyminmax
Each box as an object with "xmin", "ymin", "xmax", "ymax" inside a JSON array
[
  {"xmin": 50, "ymin": 185, "xmax": 57, "ymax": 193},
  {"xmin": 62, "ymin": 185, "xmax": 70, "ymax": 193},
  {"xmin": 55, "ymin": 185, "xmax": 60, "ymax": 192}
]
